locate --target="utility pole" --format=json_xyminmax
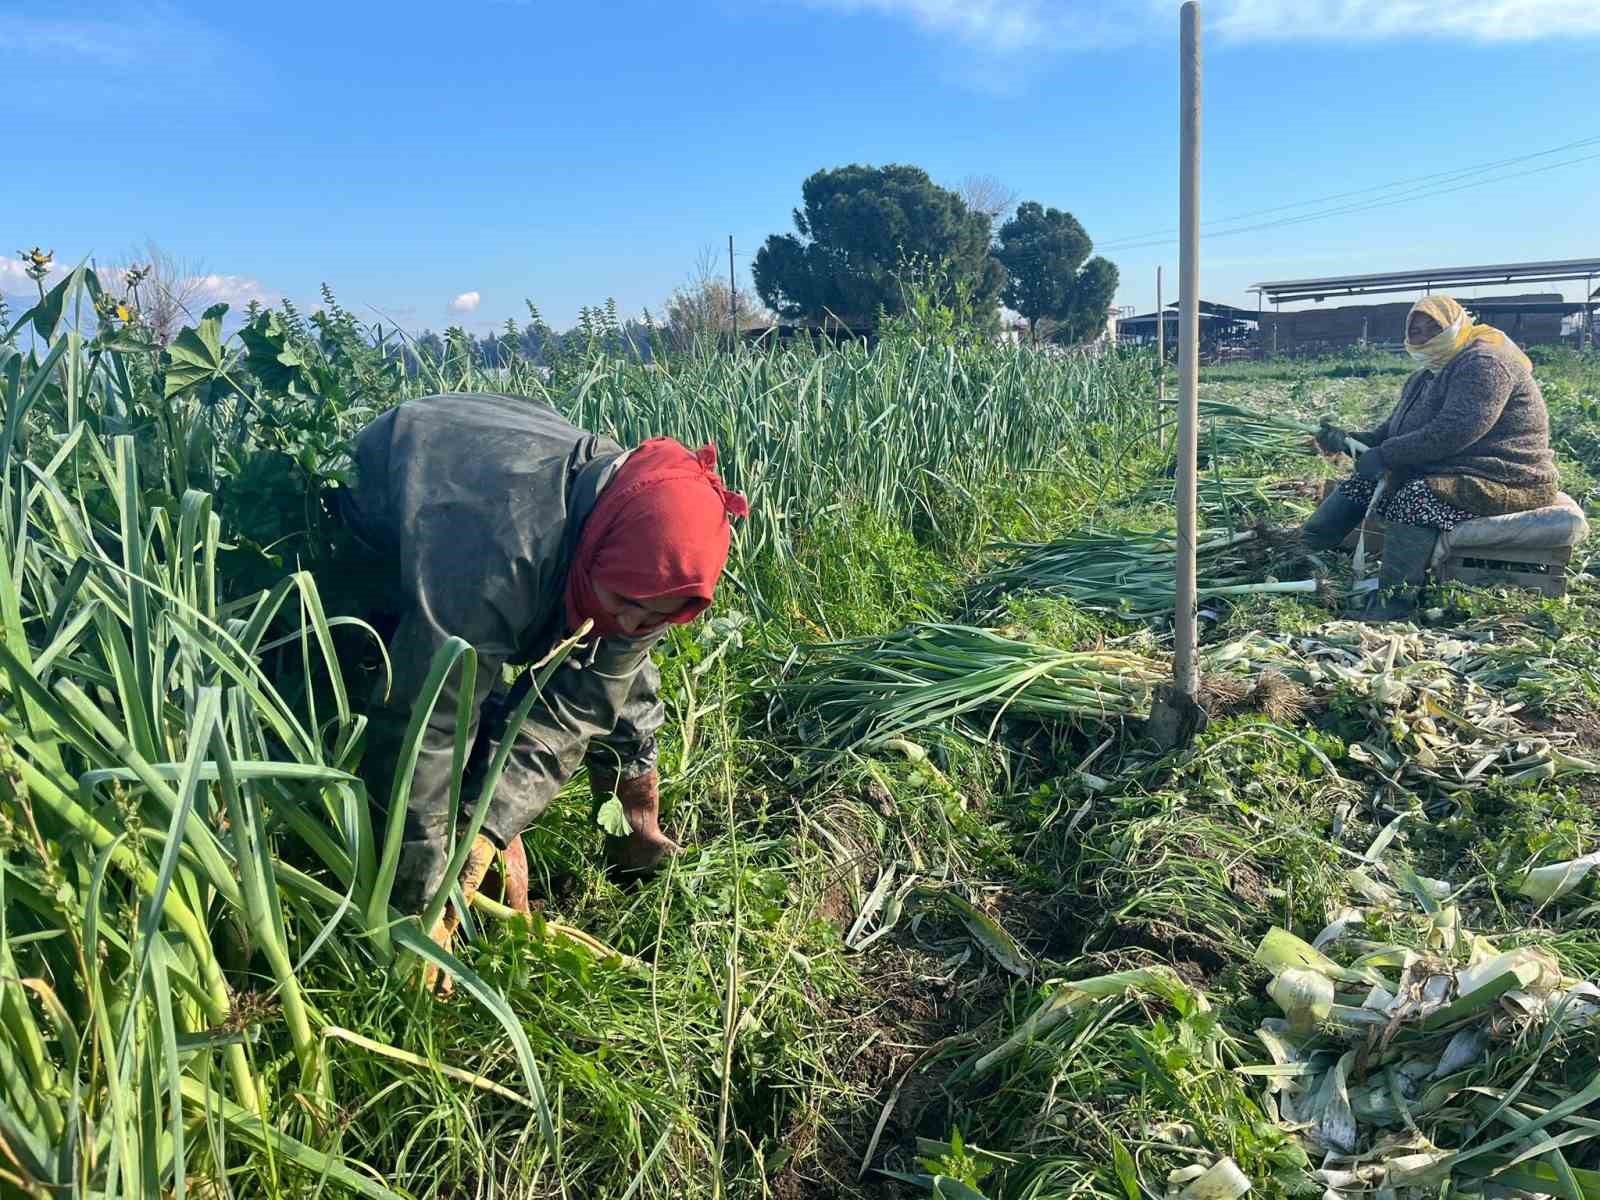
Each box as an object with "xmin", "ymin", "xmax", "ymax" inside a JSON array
[
  {"xmin": 729, "ymin": 235, "xmax": 738, "ymax": 350},
  {"xmin": 1157, "ymin": 266, "xmax": 1167, "ymax": 451},
  {"xmin": 1149, "ymin": 0, "xmax": 1204, "ymax": 751}
]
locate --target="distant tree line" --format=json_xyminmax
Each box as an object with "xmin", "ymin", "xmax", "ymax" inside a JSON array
[
  {"xmin": 407, "ymin": 300, "xmax": 662, "ymax": 374},
  {"xmin": 248, "ymin": 162, "xmax": 1120, "ymax": 367}
]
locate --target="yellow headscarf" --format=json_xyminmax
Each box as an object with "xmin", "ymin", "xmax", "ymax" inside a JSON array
[{"xmin": 1405, "ymin": 295, "xmax": 1531, "ymax": 372}]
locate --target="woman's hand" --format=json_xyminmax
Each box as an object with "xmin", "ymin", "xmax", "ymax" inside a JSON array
[
  {"xmin": 1354, "ymin": 447, "xmax": 1386, "ymax": 480},
  {"xmin": 1313, "ymin": 420, "xmax": 1349, "ymax": 457}
]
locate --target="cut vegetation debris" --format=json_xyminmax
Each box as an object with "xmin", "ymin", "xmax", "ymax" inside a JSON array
[
  {"xmin": 1208, "ymin": 622, "xmax": 1600, "ymax": 794},
  {"xmin": 1251, "ymin": 867, "xmax": 1600, "ymax": 1197},
  {"xmin": 843, "ymin": 866, "xmax": 1031, "ymax": 977}
]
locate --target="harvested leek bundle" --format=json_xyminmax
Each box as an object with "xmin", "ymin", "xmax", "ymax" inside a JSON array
[
  {"xmin": 1190, "ymin": 397, "xmax": 1369, "ymax": 461},
  {"xmin": 971, "ymin": 525, "xmax": 1327, "ymax": 622},
  {"xmin": 1133, "ymin": 472, "xmax": 1311, "ymax": 521},
  {"xmin": 770, "ymin": 622, "xmax": 1166, "ymax": 758}
]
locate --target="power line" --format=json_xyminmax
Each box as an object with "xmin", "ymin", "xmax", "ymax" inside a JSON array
[
  {"xmin": 1096, "ymin": 133, "xmax": 1600, "ymax": 251},
  {"xmin": 1099, "ymin": 150, "xmax": 1600, "ymax": 253}
]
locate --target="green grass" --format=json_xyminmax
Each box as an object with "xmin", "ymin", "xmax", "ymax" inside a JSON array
[{"xmin": 4, "ymin": 269, "xmax": 1600, "ymax": 1200}]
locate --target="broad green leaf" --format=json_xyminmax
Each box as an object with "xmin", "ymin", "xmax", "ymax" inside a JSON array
[
  {"xmin": 596, "ymin": 795, "xmax": 632, "ymax": 838},
  {"xmin": 164, "ymin": 303, "xmax": 230, "ymax": 398},
  {"xmin": 8, "ymin": 258, "xmax": 90, "ymax": 342},
  {"xmin": 239, "ymin": 310, "xmax": 313, "ymax": 395}
]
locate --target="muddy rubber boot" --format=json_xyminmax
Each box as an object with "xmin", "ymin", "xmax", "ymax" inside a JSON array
[
  {"xmin": 424, "ymin": 834, "xmax": 497, "ymax": 995},
  {"xmin": 500, "ymin": 835, "xmax": 530, "ymax": 913},
  {"xmin": 1300, "ymin": 486, "xmax": 1368, "ymax": 552},
  {"xmin": 479, "ymin": 833, "xmax": 531, "ymax": 914},
  {"xmin": 594, "ymin": 768, "xmax": 680, "ymax": 878},
  {"xmin": 1360, "ymin": 523, "xmax": 1438, "ymax": 622}
]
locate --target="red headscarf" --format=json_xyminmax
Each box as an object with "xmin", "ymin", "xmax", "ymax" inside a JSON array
[{"xmin": 565, "ymin": 438, "xmax": 749, "ymax": 638}]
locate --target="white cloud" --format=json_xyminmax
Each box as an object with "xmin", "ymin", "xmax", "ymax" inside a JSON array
[
  {"xmin": 0, "ymin": 5, "xmax": 239, "ymax": 96},
  {"xmin": 802, "ymin": 0, "xmax": 1131, "ymax": 52},
  {"xmin": 1211, "ymin": 0, "xmax": 1600, "ymax": 41},
  {"xmin": 805, "ymin": 0, "xmax": 1049, "ymax": 52},
  {"xmin": 801, "ymin": 0, "xmax": 1600, "ymax": 51},
  {"xmin": 0, "ymin": 258, "xmax": 62, "ymax": 288},
  {"xmin": 189, "ymin": 273, "xmax": 277, "ymax": 309},
  {"xmin": 1, "ymin": 260, "xmax": 280, "ymax": 319},
  {"xmin": 449, "ymin": 291, "xmax": 482, "ymax": 314}
]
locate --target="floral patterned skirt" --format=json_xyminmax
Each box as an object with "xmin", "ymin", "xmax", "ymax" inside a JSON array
[{"xmin": 1337, "ymin": 476, "xmax": 1478, "ymax": 532}]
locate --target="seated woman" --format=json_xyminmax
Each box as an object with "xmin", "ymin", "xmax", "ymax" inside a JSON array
[{"xmin": 1302, "ymin": 295, "xmax": 1558, "ymax": 619}]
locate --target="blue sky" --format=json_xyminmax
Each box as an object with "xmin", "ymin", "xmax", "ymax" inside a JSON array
[{"xmin": 6, "ymin": 1, "xmax": 1599, "ymax": 333}]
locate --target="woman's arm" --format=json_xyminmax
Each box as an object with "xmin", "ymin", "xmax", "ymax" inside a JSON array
[
  {"xmin": 584, "ymin": 658, "xmax": 665, "ymax": 782},
  {"xmin": 1348, "ymin": 374, "xmax": 1430, "ymax": 448},
  {"xmin": 1371, "ymin": 355, "xmax": 1513, "ymax": 470},
  {"xmin": 1349, "ymin": 414, "xmax": 1391, "ymax": 448},
  {"xmin": 477, "ymin": 635, "xmax": 664, "ymax": 847}
]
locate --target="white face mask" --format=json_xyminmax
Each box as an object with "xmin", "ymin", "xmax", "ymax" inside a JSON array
[{"xmin": 1406, "ymin": 313, "xmax": 1466, "ymax": 369}]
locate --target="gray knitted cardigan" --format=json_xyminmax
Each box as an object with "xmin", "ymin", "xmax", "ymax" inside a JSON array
[{"xmin": 1355, "ymin": 338, "xmax": 1557, "ymax": 496}]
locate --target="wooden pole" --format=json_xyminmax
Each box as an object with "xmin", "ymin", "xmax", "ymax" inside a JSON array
[
  {"xmin": 1172, "ymin": 0, "xmax": 1202, "ymax": 707},
  {"xmin": 1146, "ymin": 0, "xmax": 1204, "ymax": 752}
]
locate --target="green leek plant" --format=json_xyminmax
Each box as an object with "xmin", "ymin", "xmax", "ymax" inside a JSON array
[
  {"xmin": 0, "ymin": 327, "xmax": 568, "ymax": 1194},
  {"xmin": 410, "ymin": 333, "xmax": 1164, "ymax": 624}
]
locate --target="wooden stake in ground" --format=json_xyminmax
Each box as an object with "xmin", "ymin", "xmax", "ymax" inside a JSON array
[{"xmin": 1148, "ymin": 0, "xmax": 1206, "ymax": 751}]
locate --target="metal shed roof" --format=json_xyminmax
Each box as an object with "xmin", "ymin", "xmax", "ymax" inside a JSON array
[
  {"xmin": 1119, "ymin": 309, "xmax": 1237, "ymax": 328},
  {"xmin": 1164, "ymin": 299, "xmax": 1260, "ymax": 321},
  {"xmin": 1251, "ymin": 258, "xmax": 1600, "ymax": 304},
  {"xmin": 1463, "ymin": 299, "xmax": 1597, "ymax": 316}
]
